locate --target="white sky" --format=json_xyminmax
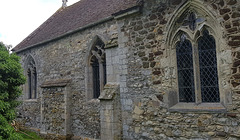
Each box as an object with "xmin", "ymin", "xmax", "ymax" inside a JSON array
[{"xmin": 0, "ymin": 0, "xmax": 80, "ymax": 47}]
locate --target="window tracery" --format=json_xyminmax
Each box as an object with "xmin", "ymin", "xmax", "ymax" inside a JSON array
[
  {"xmin": 26, "ymin": 56, "xmax": 37, "ymax": 99},
  {"xmin": 89, "ymin": 39, "xmax": 106, "ymax": 99},
  {"xmin": 176, "ymin": 28, "xmax": 219, "ymax": 103}
]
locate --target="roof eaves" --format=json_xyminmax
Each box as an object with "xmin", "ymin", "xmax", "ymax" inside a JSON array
[{"xmin": 13, "ymin": 2, "xmax": 141, "ymax": 53}]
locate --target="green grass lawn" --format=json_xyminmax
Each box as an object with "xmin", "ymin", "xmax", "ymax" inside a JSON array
[{"xmin": 17, "ymin": 130, "xmax": 43, "ymax": 140}]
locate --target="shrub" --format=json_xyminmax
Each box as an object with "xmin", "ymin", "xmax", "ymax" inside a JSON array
[{"xmin": 0, "ymin": 42, "xmax": 25, "ymax": 139}]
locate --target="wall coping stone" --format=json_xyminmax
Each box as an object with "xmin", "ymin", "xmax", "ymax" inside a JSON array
[{"xmin": 99, "ymin": 84, "xmax": 120, "ymax": 100}]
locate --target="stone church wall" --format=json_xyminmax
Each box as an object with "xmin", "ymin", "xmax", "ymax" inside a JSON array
[
  {"xmin": 17, "ymin": 20, "xmax": 119, "ymax": 139},
  {"xmin": 117, "ymin": 0, "xmax": 240, "ymax": 139},
  {"xmin": 16, "ymin": 0, "xmax": 240, "ymax": 139}
]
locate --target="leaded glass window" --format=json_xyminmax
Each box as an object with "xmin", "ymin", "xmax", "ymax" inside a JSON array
[
  {"xmin": 198, "ymin": 30, "xmax": 219, "ymax": 102},
  {"xmin": 176, "ymin": 29, "xmax": 219, "ymax": 103},
  {"xmin": 176, "ymin": 39, "xmax": 195, "ymax": 102}
]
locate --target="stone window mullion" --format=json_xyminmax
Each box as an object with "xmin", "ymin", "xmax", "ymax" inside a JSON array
[{"xmin": 192, "ymin": 42, "xmax": 202, "ymax": 104}]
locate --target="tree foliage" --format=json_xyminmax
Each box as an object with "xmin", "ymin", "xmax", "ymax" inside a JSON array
[{"xmin": 0, "ymin": 42, "xmax": 25, "ymax": 139}]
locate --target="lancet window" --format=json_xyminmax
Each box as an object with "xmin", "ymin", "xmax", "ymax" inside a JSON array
[
  {"xmin": 89, "ymin": 39, "xmax": 106, "ymax": 98},
  {"xmin": 26, "ymin": 57, "xmax": 37, "ymax": 99}
]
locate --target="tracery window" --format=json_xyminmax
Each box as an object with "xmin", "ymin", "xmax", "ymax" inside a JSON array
[
  {"xmin": 89, "ymin": 39, "xmax": 106, "ymax": 98},
  {"xmin": 26, "ymin": 56, "xmax": 37, "ymax": 99},
  {"xmin": 176, "ymin": 29, "xmax": 219, "ymax": 103}
]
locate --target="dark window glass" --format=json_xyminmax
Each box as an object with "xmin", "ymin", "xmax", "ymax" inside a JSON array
[
  {"xmin": 103, "ymin": 60, "xmax": 107, "ymax": 85},
  {"xmin": 92, "ymin": 56, "xmax": 100, "ymax": 98},
  {"xmin": 90, "ymin": 39, "xmax": 106, "ymax": 99},
  {"xmin": 33, "ymin": 68, "xmax": 37, "ymax": 99},
  {"xmin": 176, "ymin": 40, "xmax": 195, "ymax": 102},
  {"xmin": 198, "ymin": 30, "xmax": 220, "ymax": 102},
  {"xmin": 27, "ymin": 57, "xmax": 37, "ymax": 99},
  {"xmin": 28, "ymin": 69, "xmax": 32, "ymax": 99}
]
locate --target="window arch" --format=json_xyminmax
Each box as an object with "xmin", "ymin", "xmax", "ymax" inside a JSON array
[
  {"xmin": 87, "ymin": 37, "xmax": 107, "ymax": 99},
  {"xmin": 26, "ymin": 56, "xmax": 37, "ymax": 99},
  {"xmin": 175, "ymin": 28, "xmax": 219, "ymax": 103},
  {"xmin": 165, "ymin": 1, "xmax": 231, "ymax": 111},
  {"xmin": 176, "ymin": 38, "xmax": 195, "ymax": 102},
  {"xmin": 198, "ymin": 30, "xmax": 219, "ymax": 102}
]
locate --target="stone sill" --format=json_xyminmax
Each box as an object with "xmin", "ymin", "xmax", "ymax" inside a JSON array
[
  {"xmin": 24, "ymin": 99, "xmax": 38, "ymax": 102},
  {"xmin": 169, "ymin": 103, "xmax": 227, "ymax": 113}
]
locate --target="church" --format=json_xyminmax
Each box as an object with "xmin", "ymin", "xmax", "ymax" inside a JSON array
[{"xmin": 12, "ymin": 0, "xmax": 240, "ymax": 139}]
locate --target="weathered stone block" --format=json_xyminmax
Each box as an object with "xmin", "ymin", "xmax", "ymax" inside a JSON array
[
  {"xmin": 227, "ymin": 27, "xmax": 238, "ymax": 33},
  {"xmin": 146, "ymin": 33, "xmax": 155, "ymax": 40},
  {"xmin": 143, "ymin": 62, "xmax": 149, "ymax": 68},
  {"xmin": 227, "ymin": 0, "xmax": 237, "ymax": 5},
  {"xmin": 220, "ymin": 8, "xmax": 231, "ymax": 15},
  {"xmin": 232, "ymin": 12, "xmax": 240, "ymax": 18},
  {"xmin": 233, "ymin": 60, "xmax": 240, "ymax": 67},
  {"xmin": 218, "ymin": 0, "xmax": 225, "ymax": 7},
  {"xmin": 171, "ymin": 0, "xmax": 182, "ymax": 5},
  {"xmin": 153, "ymin": 80, "xmax": 161, "ymax": 85},
  {"xmin": 228, "ymin": 41, "xmax": 240, "ymax": 47},
  {"xmin": 223, "ymin": 14, "xmax": 230, "ymax": 20},
  {"xmin": 134, "ymin": 25, "xmax": 143, "ymax": 31}
]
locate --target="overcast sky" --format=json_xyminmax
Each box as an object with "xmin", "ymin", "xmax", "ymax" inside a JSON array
[{"xmin": 0, "ymin": 0, "xmax": 80, "ymax": 47}]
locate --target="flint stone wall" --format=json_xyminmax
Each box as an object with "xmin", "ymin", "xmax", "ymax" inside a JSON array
[
  {"xmin": 117, "ymin": 0, "xmax": 240, "ymax": 139},
  {"xmin": 16, "ymin": 0, "xmax": 240, "ymax": 139},
  {"xmin": 17, "ymin": 20, "xmax": 119, "ymax": 139}
]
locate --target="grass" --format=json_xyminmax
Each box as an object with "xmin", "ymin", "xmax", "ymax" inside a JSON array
[{"xmin": 17, "ymin": 130, "xmax": 43, "ymax": 140}]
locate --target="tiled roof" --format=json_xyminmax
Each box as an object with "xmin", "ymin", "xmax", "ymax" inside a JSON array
[{"xmin": 13, "ymin": 0, "xmax": 138, "ymax": 52}]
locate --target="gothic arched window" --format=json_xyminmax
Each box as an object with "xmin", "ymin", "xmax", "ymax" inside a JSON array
[
  {"xmin": 198, "ymin": 30, "xmax": 219, "ymax": 102},
  {"xmin": 176, "ymin": 29, "xmax": 219, "ymax": 103},
  {"xmin": 176, "ymin": 39, "xmax": 195, "ymax": 102},
  {"xmin": 26, "ymin": 56, "xmax": 37, "ymax": 99},
  {"xmin": 89, "ymin": 39, "xmax": 106, "ymax": 99}
]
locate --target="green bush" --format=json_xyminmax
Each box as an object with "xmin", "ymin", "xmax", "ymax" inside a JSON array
[
  {"xmin": 0, "ymin": 42, "xmax": 26, "ymax": 139},
  {"xmin": 17, "ymin": 130, "xmax": 43, "ymax": 140}
]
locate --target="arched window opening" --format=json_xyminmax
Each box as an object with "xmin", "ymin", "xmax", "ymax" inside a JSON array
[
  {"xmin": 89, "ymin": 38, "xmax": 106, "ymax": 99},
  {"xmin": 176, "ymin": 39, "xmax": 195, "ymax": 102},
  {"xmin": 27, "ymin": 68, "xmax": 32, "ymax": 99},
  {"xmin": 26, "ymin": 56, "xmax": 37, "ymax": 99},
  {"xmin": 175, "ymin": 29, "xmax": 219, "ymax": 104},
  {"xmin": 91, "ymin": 56, "xmax": 100, "ymax": 98},
  {"xmin": 33, "ymin": 68, "xmax": 37, "ymax": 99},
  {"xmin": 103, "ymin": 55, "xmax": 107, "ymax": 86},
  {"xmin": 198, "ymin": 30, "xmax": 219, "ymax": 102},
  {"xmin": 166, "ymin": 2, "xmax": 229, "ymax": 111}
]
